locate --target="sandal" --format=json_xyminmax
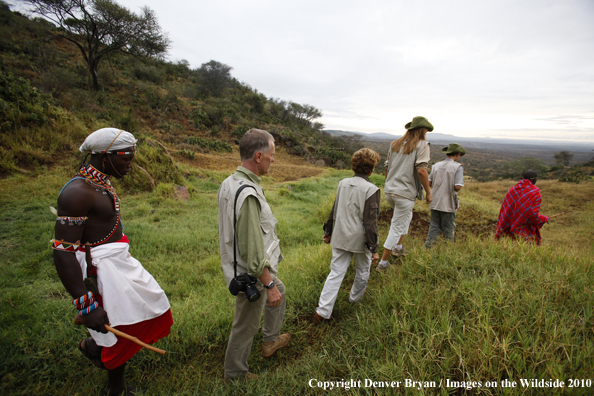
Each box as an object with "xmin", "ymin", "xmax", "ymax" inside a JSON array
[{"xmin": 77, "ymin": 338, "xmax": 105, "ymax": 369}]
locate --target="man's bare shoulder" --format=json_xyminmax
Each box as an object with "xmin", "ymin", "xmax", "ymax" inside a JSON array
[{"xmin": 57, "ymin": 179, "xmax": 100, "ymax": 215}]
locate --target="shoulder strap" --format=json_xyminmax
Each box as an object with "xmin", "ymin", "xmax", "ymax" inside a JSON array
[{"xmin": 233, "ymin": 184, "xmax": 256, "ymax": 278}]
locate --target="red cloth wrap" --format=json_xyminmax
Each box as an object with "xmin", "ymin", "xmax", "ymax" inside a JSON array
[
  {"xmin": 495, "ymin": 179, "xmax": 549, "ymax": 245},
  {"xmin": 101, "ymin": 309, "xmax": 173, "ymax": 370}
]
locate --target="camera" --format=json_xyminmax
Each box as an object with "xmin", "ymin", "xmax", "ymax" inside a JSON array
[{"xmin": 229, "ymin": 273, "xmax": 261, "ymax": 302}]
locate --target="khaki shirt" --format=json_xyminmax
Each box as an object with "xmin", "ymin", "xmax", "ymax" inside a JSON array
[{"xmin": 384, "ymin": 140, "xmax": 430, "ymax": 201}]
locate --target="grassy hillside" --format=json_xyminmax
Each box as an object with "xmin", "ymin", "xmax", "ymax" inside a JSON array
[
  {"xmin": 0, "ymin": 2, "xmax": 356, "ymax": 182},
  {"xmin": 1, "ymin": 156, "xmax": 593, "ymax": 395}
]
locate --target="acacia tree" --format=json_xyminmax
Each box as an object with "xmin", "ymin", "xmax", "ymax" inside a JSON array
[
  {"xmin": 23, "ymin": 0, "xmax": 170, "ymax": 90},
  {"xmin": 198, "ymin": 60, "xmax": 232, "ymax": 97},
  {"xmin": 288, "ymin": 102, "xmax": 322, "ymax": 127},
  {"xmin": 554, "ymin": 150, "xmax": 573, "ymax": 166}
]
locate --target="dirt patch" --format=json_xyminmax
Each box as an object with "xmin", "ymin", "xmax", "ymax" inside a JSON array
[
  {"xmin": 378, "ymin": 207, "xmax": 429, "ymax": 237},
  {"xmin": 379, "ymin": 206, "xmax": 496, "ymax": 239}
]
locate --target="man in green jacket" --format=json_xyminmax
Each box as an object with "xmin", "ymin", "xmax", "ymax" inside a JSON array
[{"xmin": 217, "ymin": 129, "xmax": 290, "ymax": 381}]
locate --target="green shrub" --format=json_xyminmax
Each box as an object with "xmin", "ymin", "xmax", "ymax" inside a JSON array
[
  {"xmin": 133, "ymin": 64, "xmax": 165, "ymax": 84},
  {"xmin": 186, "ymin": 136, "xmax": 232, "ymax": 153},
  {"xmin": 314, "ymin": 147, "xmax": 352, "ymax": 167},
  {"xmin": 116, "ymin": 140, "xmax": 184, "ymax": 192},
  {"xmin": 179, "ymin": 149, "xmax": 195, "ymax": 159},
  {"xmin": 559, "ymin": 168, "xmax": 590, "ymax": 184},
  {"xmin": 191, "ymin": 107, "xmax": 209, "ymax": 129},
  {"xmin": 0, "ymin": 72, "xmax": 57, "ymax": 130},
  {"xmin": 232, "ymin": 125, "xmax": 249, "ymax": 139}
]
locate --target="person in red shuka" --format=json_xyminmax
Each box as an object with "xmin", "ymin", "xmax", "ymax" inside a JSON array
[
  {"xmin": 52, "ymin": 128, "xmax": 172, "ymax": 396},
  {"xmin": 495, "ymin": 170, "xmax": 550, "ymax": 245}
]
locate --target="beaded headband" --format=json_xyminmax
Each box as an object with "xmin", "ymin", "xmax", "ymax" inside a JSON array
[{"xmin": 90, "ymin": 148, "xmax": 136, "ymax": 155}]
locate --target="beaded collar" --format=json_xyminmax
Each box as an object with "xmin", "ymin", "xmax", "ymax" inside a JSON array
[
  {"xmin": 76, "ymin": 163, "xmax": 120, "ymax": 212},
  {"xmin": 76, "ymin": 164, "xmax": 122, "ymax": 245}
]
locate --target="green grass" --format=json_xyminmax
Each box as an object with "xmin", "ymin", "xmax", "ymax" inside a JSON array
[{"xmin": 1, "ymin": 169, "xmax": 594, "ymax": 395}]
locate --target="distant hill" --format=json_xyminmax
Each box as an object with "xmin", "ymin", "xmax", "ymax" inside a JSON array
[{"xmin": 325, "ymin": 130, "xmax": 594, "ymax": 153}]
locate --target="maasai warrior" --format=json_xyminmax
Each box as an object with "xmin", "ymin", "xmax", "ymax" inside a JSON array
[
  {"xmin": 52, "ymin": 128, "xmax": 172, "ymax": 396},
  {"xmin": 495, "ymin": 170, "xmax": 550, "ymax": 245}
]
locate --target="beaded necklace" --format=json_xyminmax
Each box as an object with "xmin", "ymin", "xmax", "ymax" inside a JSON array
[{"xmin": 76, "ymin": 163, "xmax": 121, "ymax": 245}]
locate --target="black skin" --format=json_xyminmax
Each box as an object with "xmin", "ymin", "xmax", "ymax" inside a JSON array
[{"xmin": 53, "ymin": 149, "xmax": 134, "ymax": 395}]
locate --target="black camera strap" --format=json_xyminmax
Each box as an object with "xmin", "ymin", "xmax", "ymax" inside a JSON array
[{"xmin": 233, "ymin": 183, "xmax": 256, "ymax": 279}]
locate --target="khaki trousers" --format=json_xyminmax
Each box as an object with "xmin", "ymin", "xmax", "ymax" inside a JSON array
[
  {"xmin": 224, "ymin": 278, "xmax": 286, "ymax": 379},
  {"xmin": 425, "ymin": 209, "xmax": 456, "ymax": 247}
]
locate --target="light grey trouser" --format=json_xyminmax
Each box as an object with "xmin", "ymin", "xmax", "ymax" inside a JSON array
[
  {"xmin": 316, "ymin": 248, "xmax": 372, "ymax": 319},
  {"xmin": 383, "ymin": 195, "xmax": 415, "ymax": 250},
  {"xmin": 425, "ymin": 209, "xmax": 456, "ymax": 247},
  {"xmin": 224, "ymin": 277, "xmax": 286, "ymax": 379}
]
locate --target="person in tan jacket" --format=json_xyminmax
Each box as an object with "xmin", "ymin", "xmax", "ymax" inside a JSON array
[
  {"xmin": 377, "ymin": 116, "xmax": 433, "ymax": 270},
  {"xmin": 425, "ymin": 143, "xmax": 466, "ymax": 248},
  {"xmin": 314, "ymin": 148, "xmax": 381, "ymax": 323}
]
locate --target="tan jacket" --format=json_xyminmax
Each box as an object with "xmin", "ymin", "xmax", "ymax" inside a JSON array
[
  {"xmin": 429, "ymin": 159, "xmax": 462, "ymax": 213},
  {"xmin": 217, "ymin": 169, "xmax": 283, "ymax": 287},
  {"xmin": 384, "ymin": 140, "xmax": 430, "ymax": 201},
  {"xmin": 330, "ymin": 176, "xmax": 380, "ymax": 253}
]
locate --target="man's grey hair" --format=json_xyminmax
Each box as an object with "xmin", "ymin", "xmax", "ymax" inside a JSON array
[{"xmin": 239, "ymin": 129, "xmax": 274, "ymax": 161}]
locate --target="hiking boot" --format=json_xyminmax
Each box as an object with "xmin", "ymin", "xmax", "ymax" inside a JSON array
[
  {"xmin": 313, "ymin": 312, "xmax": 332, "ymax": 324},
  {"xmin": 376, "ymin": 262, "xmax": 389, "ymax": 272},
  {"xmin": 262, "ymin": 333, "xmax": 291, "ymax": 358},
  {"xmin": 391, "ymin": 247, "xmax": 409, "ymax": 257}
]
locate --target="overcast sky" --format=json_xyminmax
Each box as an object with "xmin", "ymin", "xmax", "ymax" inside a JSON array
[{"xmin": 15, "ymin": 0, "xmax": 594, "ymax": 142}]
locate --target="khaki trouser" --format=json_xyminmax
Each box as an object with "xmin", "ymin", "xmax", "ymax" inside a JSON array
[
  {"xmin": 224, "ymin": 278, "xmax": 286, "ymax": 379},
  {"xmin": 425, "ymin": 209, "xmax": 456, "ymax": 247}
]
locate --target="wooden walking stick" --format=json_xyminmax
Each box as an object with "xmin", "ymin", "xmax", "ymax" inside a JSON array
[
  {"xmin": 74, "ymin": 315, "xmax": 166, "ymax": 355},
  {"xmin": 548, "ymin": 212, "xmax": 565, "ymax": 219}
]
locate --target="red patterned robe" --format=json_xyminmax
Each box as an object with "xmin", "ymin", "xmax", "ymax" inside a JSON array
[{"xmin": 495, "ymin": 179, "xmax": 549, "ymax": 245}]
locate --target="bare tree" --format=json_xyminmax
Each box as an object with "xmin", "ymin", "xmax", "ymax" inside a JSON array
[{"xmin": 23, "ymin": 0, "xmax": 170, "ymax": 90}]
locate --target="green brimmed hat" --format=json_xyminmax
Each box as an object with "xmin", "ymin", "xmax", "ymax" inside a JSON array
[
  {"xmin": 405, "ymin": 116, "xmax": 434, "ymax": 131},
  {"xmin": 442, "ymin": 143, "xmax": 466, "ymax": 156}
]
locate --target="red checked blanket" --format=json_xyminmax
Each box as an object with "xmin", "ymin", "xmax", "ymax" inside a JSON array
[{"xmin": 495, "ymin": 179, "xmax": 549, "ymax": 245}]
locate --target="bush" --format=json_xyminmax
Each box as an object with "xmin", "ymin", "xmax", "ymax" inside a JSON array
[
  {"xmin": 133, "ymin": 64, "xmax": 165, "ymax": 84},
  {"xmin": 559, "ymin": 168, "xmax": 590, "ymax": 184},
  {"xmin": 186, "ymin": 136, "xmax": 232, "ymax": 153},
  {"xmin": 179, "ymin": 149, "xmax": 195, "ymax": 159},
  {"xmin": 0, "ymin": 72, "xmax": 57, "ymax": 130},
  {"xmin": 191, "ymin": 107, "xmax": 209, "ymax": 129},
  {"xmin": 314, "ymin": 148, "xmax": 352, "ymax": 167},
  {"xmin": 232, "ymin": 125, "xmax": 249, "ymax": 139}
]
